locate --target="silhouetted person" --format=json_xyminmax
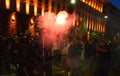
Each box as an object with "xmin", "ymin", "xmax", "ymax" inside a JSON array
[
  {"xmin": 15, "ymin": 35, "xmax": 34, "ymax": 76},
  {"xmin": 95, "ymin": 38, "xmax": 110, "ymax": 76},
  {"xmin": 0, "ymin": 36, "xmax": 4, "ymax": 73},
  {"xmin": 44, "ymin": 45, "xmax": 52, "ymax": 76},
  {"xmin": 68, "ymin": 37, "xmax": 83, "ymax": 76},
  {"xmin": 85, "ymin": 38, "xmax": 98, "ymax": 74},
  {"xmin": 35, "ymin": 41, "xmax": 44, "ymax": 76}
]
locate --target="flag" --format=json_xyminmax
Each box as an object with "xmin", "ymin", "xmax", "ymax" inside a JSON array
[
  {"xmin": 91, "ymin": 32, "xmax": 100, "ymax": 38},
  {"xmin": 80, "ymin": 17, "xmax": 87, "ymax": 36}
]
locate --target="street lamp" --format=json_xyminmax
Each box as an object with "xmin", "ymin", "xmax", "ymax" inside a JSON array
[
  {"xmin": 104, "ymin": 15, "xmax": 108, "ymax": 19},
  {"xmin": 70, "ymin": 0, "xmax": 76, "ymax": 4}
]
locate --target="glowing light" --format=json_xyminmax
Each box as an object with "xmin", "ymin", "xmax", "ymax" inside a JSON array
[
  {"xmin": 10, "ymin": 12, "xmax": 16, "ymax": 24},
  {"xmin": 82, "ymin": 0, "xmax": 85, "ymax": 2},
  {"xmin": 101, "ymin": 25, "xmax": 103, "ymax": 33},
  {"xmin": 11, "ymin": 14, "xmax": 15, "ymax": 20},
  {"xmin": 29, "ymin": 17, "xmax": 35, "ymax": 36},
  {"xmin": 70, "ymin": 0, "xmax": 76, "ymax": 4},
  {"xmin": 98, "ymin": 24, "xmax": 100, "ymax": 32},
  {"xmin": 94, "ymin": 23, "xmax": 97, "ymax": 31},
  {"xmin": 103, "ymin": 25, "xmax": 106, "ymax": 33},
  {"xmin": 102, "ymin": 25, "xmax": 104, "ymax": 32},
  {"xmin": 34, "ymin": 0, "xmax": 38, "ymax": 16},
  {"xmin": 86, "ymin": 18, "xmax": 88, "ymax": 29},
  {"xmin": 96, "ymin": 24, "xmax": 99, "ymax": 32},
  {"xmin": 30, "ymin": 18, "xmax": 34, "ymax": 25},
  {"xmin": 87, "ymin": 31, "xmax": 90, "ymax": 41},
  {"xmin": 89, "ymin": 21, "xmax": 91, "ymax": 30},
  {"xmin": 99, "ymin": 25, "xmax": 101, "ymax": 32},
  {"xmin": 42, "ymin": 0, "xmax": 45, "ymax": 16},
  {"xmin": 16, "ymin": 0, "xmax": 20, "ymax": 12},
  {"xmin": 5, "ymin": 0, "xmax": 10, "ymax": 9},
  {"xmin": 48, "ymin": 0, "xmax": 52, "ymax": 12},
  {"xmin": 101, "ymin": 4, "xmax": 103, "ymax": 12},
  {"xmin": 81, "ymin": 0, "xmax": 103, "ymax": 12},
  {"xmin": 9, "ymin": 12, "xmax": 17, "ymax": 36},
  {"xmin": 26, "ymin": 0, "xmax": 30, "ymax": 14},
  {"xmin": 37, "ymin": 11, "xmax": 75, "ymax": 47},
  {"xmin": 56, "ymin": 11, "xmax": 68, "ymax": 25},
  {"xmin": 104, "ymin": 16, "xmax": 108, "ymax": 19},
  {"xmin": 88, "ymin": 1, "xmax": 91, "ymax": 6}
]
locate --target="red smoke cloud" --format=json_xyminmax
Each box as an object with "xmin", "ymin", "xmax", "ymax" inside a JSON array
[{"xmin": 37, "ymin": 11, "xmax": 76, "ymax": 47}]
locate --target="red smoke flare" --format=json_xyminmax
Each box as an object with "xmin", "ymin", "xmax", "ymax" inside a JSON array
[{"xmin": 37, "ymin": 11, "xmax": 76, "ymax": 47}]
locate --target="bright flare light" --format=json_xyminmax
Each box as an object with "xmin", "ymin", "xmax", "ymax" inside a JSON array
[
  {"xmin": 26, "ymin": 0, "xmax": 30, "ymax": 14},
  {"xmin": 104, "ymin": 16, "xmax": 108, "ymax": 19},
  {"xmin": 10, "ymin": 12, "xmax": 16, "ymax": 23},
  {"xmin": 5, "ymin": 0, "xmax": 10, "ymax": 9},
  {"xmin": 56, "ymin": 11, "xmax": 68, "ymax": 25},
  {"xmin": 16, "ymin": 0, "xmax": 20, "ymax": 12},
  {"xmin": 71, "ymin": 0, "xmax": 76, "ymax": 4},
  {"xmin": 37, "ymin": 11, "xmax": 75, "ymax": 47}
]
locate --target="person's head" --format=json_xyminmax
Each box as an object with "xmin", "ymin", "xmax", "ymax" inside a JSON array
[
  {"xmin": 98, "ymin": 38, "xmax": 106, "ymax": 46},
  {"xmin": 113, "ymin": 36, "xmax": 119, "ymax": 44}
]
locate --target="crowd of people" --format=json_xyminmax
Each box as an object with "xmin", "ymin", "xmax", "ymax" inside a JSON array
[
  {"xmin": 0, "ymin": 31, "xmax": 120, "ymax": 76},
  {"xmin": 0, "ymin": 33, "xmax": 52, "ymax": 76},
  {"xmin": 64, "ymin": 34, "xmax": 120, "ymax": 76}
]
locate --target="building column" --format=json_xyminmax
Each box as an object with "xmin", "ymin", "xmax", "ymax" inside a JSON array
[
  {"xmin": 42, "ymin": 0, "xmax": 45, "ymax": 16},
  {"xmin": 48, "ymin": 0, "xmax": 52, "ymax": 12}
]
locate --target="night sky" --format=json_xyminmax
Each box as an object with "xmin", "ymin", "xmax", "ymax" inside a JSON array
[{"xmin": 108, "ymin": 0, "xmax": 120, "ymax": 9}]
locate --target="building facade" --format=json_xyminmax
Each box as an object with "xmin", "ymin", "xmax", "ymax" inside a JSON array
[
  {"xmin": 0, "ymin": 0, "xmax": 68, "ymax": 36},
  {"xmin": 0, "ymin": 0, "xmax": 107, "ymax": 38},
  {"xmin": 104, "ymin": 2, "xmax": 120, "ymax": 39},
  {"xmin": 75, "ymin": 0, "xmax": 107, "ymax": 40}
]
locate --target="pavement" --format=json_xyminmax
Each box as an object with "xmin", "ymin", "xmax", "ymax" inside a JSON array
[
  {"xmin": 1, "ymin": 64, "xmax": 120, "ymax": 76},
  {"xmin": 52, "ymin": 65, "xmax": 120, "ymax": 76}
]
